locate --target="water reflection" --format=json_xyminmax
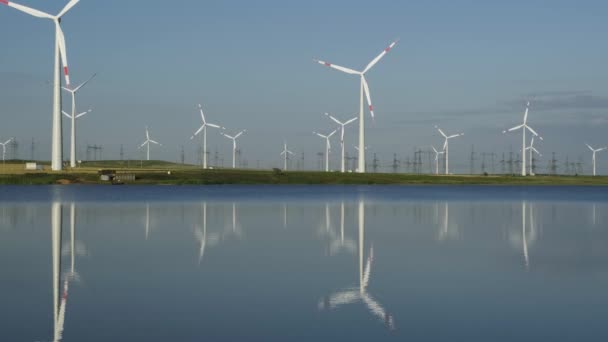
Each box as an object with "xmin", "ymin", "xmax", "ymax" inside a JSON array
[{"xmin": 319, "ymin": 200, "xmax": 395, "ymax": 330}]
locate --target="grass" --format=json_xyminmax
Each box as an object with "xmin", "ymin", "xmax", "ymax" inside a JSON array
[{"xmin": 1, "ymin": 160, "xmax": 607, "ymax": 185}]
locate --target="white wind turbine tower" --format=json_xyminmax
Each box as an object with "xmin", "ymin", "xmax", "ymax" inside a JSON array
[
  {"xmin": 525, "ymin": 137, "xmax": 542, "ymax": 176},
  {"xmin": 436, "ymin": 126, "xmax": 464, "ymax": 175},
  {"xmin": 503, "ymin": 102, "xmax": 543, "ymax": 176},
  {"xmin": 63, "ymin": 73, "xmax": 95, "ymax": 168},
  {"xmin": 280, "ymin": 142, "xmax": 294, "ymax": 171},
  {"xmin": 221, "ymin": 130, "xmax": 246, "ymax": 169},
  {"xmin": 3, "ymin": 0, "xmax": 80, "ymax": 171},
  {"xmin": 138, "ymin": 127, "xmax": 162, "ymax": 161},
  {"xmin": 431, "ymin": 146, "xmax": 444, "ymax": 175},
  {"xmin": 325, "ymin": 113, "xmax": 357, "ymax": 173},
  {"xmin": 190, "ymin": 104, "xmax": 223, "ymax": 169},
  {"xmin": 314, "ymin": 129, "xmax": 337, "ymax": 172},
  {"xmin": 315, "ymin": 40, "xmax": 398, "ymax": 173},
  {"xmin": 586, "ymin": 143, "xmax": 607, "ymax": 176},
  {"xmin": 0, "ymin": 138, "xmax": 14, "ymax": 163}
]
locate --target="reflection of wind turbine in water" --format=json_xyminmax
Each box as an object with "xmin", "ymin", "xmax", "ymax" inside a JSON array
[
  {"xmin": 51, "ymin": 201, "xmax": 69, "ymax": 342},
  {"xmin": 509, "ymin": 201, "xmax": 539, "ymax": 270},
  {"xmin": 194, "ymin": 202, "xmax": 220, "ymax": 264},
  {"xmin": 319, "ymin": 200, "xmax": 395, "ymax": 330},
  {"xmin": 222, "ymin": 203, "xmax": 244, "ymax": 239},
  {"xmin": 438, "ymin": 202, "xmax": 459, "ymax": 241},
  {"xmin": 329, "ymin": 202, "xmax": 356, "ymax": 255},
  {"xmin": 62, "ymin": 203, "xmax": 86, "ymax": 282}
]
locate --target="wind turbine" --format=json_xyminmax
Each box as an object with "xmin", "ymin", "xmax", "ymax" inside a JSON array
[
  {"xmin": 325, "ymin": 113, "xmax": 357, "ymax": 173},
  {"xmin": 431, "ymin": 146, "xmax": 444, "ymax": 175},
  {"xmin": 3, "ymin": 0, "xmax": 80, "ymax": 171},
  {"xmin": 0, "ymin": 138, "xmax": 14, "ymax": 163},
  {"xmin": 62, "ymin": 73, "xmax": 95, "ymax": 168},
  {"xmin": 585, "ymin": 143, "xmax": 607, "ymax": 176},
  {"xmin": 190, "ymin": 104, "xmax": 223, "ymax": 169},
  {"xmin": 138, "ymin": 127, "xmax": 161, "ymax": 161},
  {"xmin": 503, "ymin": 102, "xmax": 543, "ymax": 176},
  {"xmin": 436, "ymin": 126, "xmax": 464, "ymax": 175},
  {"xmin": 315, "ymin": 40, "xmax": 398, "ymax": 173},
  {"xmin": 221, "ymin": 129, "xmax": 246, "ymax": 169},
  {"xmin": 314, "ymin": 129, "xmax": 337, "ymax": 172},
  {"xmin": 525, "ymin": 137, "xmax": 542, "ymax": 176},
  {"xmin": 279, "ymin": 142, "xmax": 294, "ymax": 171}
]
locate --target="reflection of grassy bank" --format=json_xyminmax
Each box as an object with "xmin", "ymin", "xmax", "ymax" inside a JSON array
[{"xmin": 1, "ymin": 161, "xmax": 608, "ymax": 185}]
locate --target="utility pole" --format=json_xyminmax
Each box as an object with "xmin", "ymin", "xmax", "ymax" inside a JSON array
[
  {"xmin": 372, "ymin": 153, "xmax": 379, "ymax": 173},
  {"xmin": 469, "ymin": 145, "xmax": 476, "ymax": 174},
  {"xmin": 120, "ymin": 144, "xmax": 124, "ymax": 161},
  {"xmin": 392, "ymin": 153, "xmax": 400, "ymax": 173},
  {"xmin": 301, "ymin": 152, "xmax": 305, "ymax": 171},
  {"xmin": 30, "ymin": 138, "xmax": 36, "ymax": 161},
  {"xmin": 481, "ymin": 152, "xmax": 487, "ymax": 174},
  {"xmin": 500, "ymin": 152, "xmax": 506, "ymax": 174},
  {"xmin": 550, "ymin": 152, "xmax": 558, "ymax": 175},
  {"xmin": 180, "ymin": 145, "xmax": 185, "ymax": 164}
]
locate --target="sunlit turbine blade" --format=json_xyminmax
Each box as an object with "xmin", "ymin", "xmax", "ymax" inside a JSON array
[
  {"xmin": 75, "ymin": 109, "xmax": 92, "ymax": 118},
  {"xmin": 361, "ymin": 76, "xmax": 374, "ymax": 118},
  {"xmin": 432, "ymin": 146, "xmax": 438, "ymax": 153},
  {"xmin": 344, "ymin": 117, "xmax": 358, "ymax": 126},
  {"xmin": 362, "ymin": 39, "xmax": 398, "ymax": 74},
  {"xmin": 436, "ymin": 127, "xmax": 447, "ymax": 138},
  {"xmin": 3, "ymin": 1, "xmax": 54, "ymax": 19},
  {"xmin": 525, "ymin": 125, "xmax": 540, "ymax": 137},
  {"xmin": 191, "ymin": 125, "xmax": 204, "ymax": 139},
  {"xmin": 314, "ymin": 59, "xmax": 360, "ymax": 75},
  {"xmin": 198, "ymin": 104, "xmax": 207, "ymax": 123},
  {"xmin": 507, "ymin": 124, "xmax": 524, "ymax": 132},
  {"xmin": 73, "ymin": 73, "xmax": 96, "ymax": 92},
  {"xmin": 325, "ymin": 113, "xmax": 342, "ymax": 125},
  {"xmin": 234, "ymin": 130, "xmax": 246, "ymax": 139},
  {"xmin": 206, "ymin": 123, "xmax": 221, "ymax": 129},
  {"xmin": 55, "ymin": 23, "xmax": 71, "ymax": 86},
  {"xmin": 138, "ymin": 141, "xmax": 148, "ymax": 149},
  {"xmin": 328, "ymin": 129, "xmax": 337, "ymax": 138},
  {"xmin": 586, "ymin": 143, "xmax": 594, "ymax": 151},
  {"xmin": 57, "ymin": 0, "xmax": 80, "ymax": 18},
  {"xmin": 62, "ymin": 110, "xmax": 71, "ymax": 119},
  {"xmin": 149, "ymin": 139, "xmax": 161, "ymax": 145},
  {"xmin": 443, "ymin": 139, "xmax": 448, "ymax": 150},
  {"xmin": 448, "ymin": 133, "xmax": 463, "ymax": 139},
  {"xmin": 598, "ymin": 147, "xmax": 608, "ymax": 152},
  {"xmin": 523, "ymin": 102, "xmax": 530, "ymax": 124}
]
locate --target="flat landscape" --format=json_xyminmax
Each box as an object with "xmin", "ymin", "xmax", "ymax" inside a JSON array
[{"xmin": 1, "ymin": 160, "xmax": 607, "ymax": 185}]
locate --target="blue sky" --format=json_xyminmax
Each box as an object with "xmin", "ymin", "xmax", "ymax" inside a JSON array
[{"xmin": 1, "ymin": 0, "xmax": 608, "ymax": 173}]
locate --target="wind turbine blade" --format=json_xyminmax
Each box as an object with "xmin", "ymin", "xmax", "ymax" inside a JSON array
[
  {"xmin": 586, "ymin": 143, "xmax": 594, "ymax": 151},
  {"xmin": 73, "ymin": 73, "xmax": 96, "ymax": 92},
  {"xmin": 57, "ymin": 0, "xmax": 80, "ymax": 18},
  {"xmin": 507, "ymin": 124, "xmax": 524, "ymax": 132},
  {"xmin": 362, "ymin": 39, "xmax": 398, "ymax": 74},
  {"xmin": 3, "ymin": 1, "xmax": 54, "ymax": 19},
  {"xmin": 75, "ymin": 109, "xmax": 92, "ymax": 118},
  {"xmin": 191, "ymin": 125, "xmax": 204, "ymax": 139},
  {"xmin": 597, "ymin": 147, "xmax": 608, "ymax": 152},
  {"xmin": 523, "ymin": 102, "xmax": 530, "ymax": 124},
  {"xmin": 280, "ymin": 151, "xmax": 285, "ymax": 156},
  {"xmin": 328, "ymin": 129, "xmax": 337, "ymax": 138},
  {"xmin": 432, "ymin": 146, "xmax": 438, "ymax": 153},
  {"xmin": 436, "ymin": 127, "xmax": 447, "ymax": 138},
  {"xmin": 361, "ymin": 76, "xmax": 374, "ymax": 118},
  {"xmin": 448, "ymin": 133, "xmax": 463, "ymax": 139},
  {"xmin": 287, "ymin": 151, "xmax": 295, "ymax": 155},
  {"xmin": 146, "ymin": 128, "xmax": 150, "ymax": 140},
  {"xmin": 443, "ymin": 140, "xmax": 448, "ymax": 150},
  {"xmin": 62, "ymin": 110, "xmax": 71, "ymax": 119},
  {"xmin": 314, "ymin": 59, "xmax": 360, "ymax": 75},
  {"xmin": 315, "ymin": 132, "xmax": 326, "ymax": 139},
  {"xmin": 344, "ymin": 117, "xmax": 358, "ymax": 125},
  {"xmin": 234, "ymin": 130, "xmax": 246, "ymax": 139},
  {"xmin": 55, "ymin": 23, "xmax": 71, "ymax": 86},
  {"xmin": 138, "ymin": 141, "xmax": 147, "ymax": 149},
  {"xmin": 197, "ymin": 104, "xmax": 208, "ymax": 124},
  {"xmin": 325, "ymin": 113, "xmax": 342, "ymax": 125},
  {"xmin": 149, "ymin": 139, "xmax": 161, "ymax": 145},
  {"xmin": 526, "ymin": 125, "xmax": 540, "ymax": 137},
  {"xmin": 206, "ymin": 123, "xmax": 221, "ymax": 129}
]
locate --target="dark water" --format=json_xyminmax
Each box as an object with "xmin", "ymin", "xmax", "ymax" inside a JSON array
[{"xmin": 1, "ymin": 185, "xmax": 608, "ymax": 342}]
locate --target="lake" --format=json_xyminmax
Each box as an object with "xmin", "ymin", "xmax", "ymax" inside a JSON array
[{"xmin": 1, "ymin": 185, "xmax": 607, "ymax": 341}]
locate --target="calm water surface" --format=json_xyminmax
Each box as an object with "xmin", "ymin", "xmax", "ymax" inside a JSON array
[{"xmin": 1, "ymin": 185, "xmax": 608, "ymax": 341}]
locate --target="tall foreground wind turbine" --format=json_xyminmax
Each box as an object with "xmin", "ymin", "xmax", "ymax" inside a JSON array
[
  {"xmin": 63, "ymin": 73, "xmax": 95, "ymax": 167},
  {"xmin": 221, "ymin": 130, "xmax": 246, "ymax": 169},
  {"xmin": 525, "ymin": 137, "xmax": 541, "ymax": 176},
  {"xmin": 436, "ymin": 126, "xmax": 463, "ymax": 175},
  {"xmin": 3, "ymin": 0, "xmax": 80, "ymax": 171},
  {"xmin": 0, "ymin": 138, "xmax": 14, "ymax": 163},
  {"xmin": 280, "ymin": 142, "xmax": 294, "ymax": 171},
  {"xmin": 325, "ymin": 113, "xmax": 357, "ymax": 172},
  {"xmin": 138, "ymin": 127, "xmax": 161, "ymax": 161},
  {"xmin": 315, "ymin": 40, "xmax": 398, "ymax": 173},
  {"xmin": 190, "ymin": 104, "xmax": 223, "ymax": 169},
  {"xmin": 431, "ymin": 146, "xmax": 444, "ymax": 175},
  {"xmin": 503, "ymin": 102, "xmax": 543, "ymax": 176},
  {"xmin": 314, "ymin": 129, "xmax": 337, "ymax": 172},
  {"xmin": 586, "ymin": 143, "xmax": 607, "ymax": 176}
]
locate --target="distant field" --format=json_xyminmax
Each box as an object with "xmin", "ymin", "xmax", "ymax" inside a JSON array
[{"xmin": 0, "ymin": 160, "xmax": 607, "ymax": 185}]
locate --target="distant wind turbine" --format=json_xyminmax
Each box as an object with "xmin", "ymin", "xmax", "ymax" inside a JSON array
[
  {"xmin": 190, "ymin": 104, "xmax": 224, "ymax": 169},
  {"xmin": 314, "ymin": 129, "xmax": 337, "ymax": 172},
  {"xmin": 503, "ymin": 102, "xmax": 543, "ymax": 176},
  {"xmin": 431, "ymin": 146, "xmax": 444, "ymax": 175},
  {"xmin": 315, "ymin": 40, "xmax": 398, "ymax": 173},
  {"xmin": 2, "ymin": 0, "xmax": 80, "ymax": 171},
  {"xmin": 138, "ymin": 127, "xmax": 162, "ymax": 161},
  {"xmin": 586, "ymin": 143, "xmax": 607, "ymax": 176},
  {"xmin": 525, "ymin": 137, "xmax": 542, "ymax": 176},
  {"xmin": 325, "ymin": 113, "xmax": 357, "ymax": 173},
  {"xmin": 280, "ymin": 142, "xmax": 294, "ymax": 171},
  {"xmin": 62, "ymin": 73, "xmax": 95, "ymax": 168},
  {"xmin": 221, "ymin": 130, "xmax": 246, "ymax": 169},
  {"xmin": 0, "ymin": 138, "xmax": 14, "ymax": 163},
  {"xmin": 436, "ymin": 126, "xmax": 464, "ymax": 175}
]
